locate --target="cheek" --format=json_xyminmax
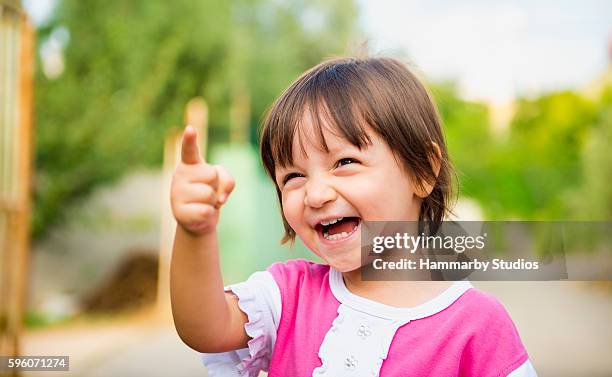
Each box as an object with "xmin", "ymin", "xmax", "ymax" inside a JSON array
[
  {"xmin": 349, "ymin": 172, "xmax": 418, "ymax": 220},
  {"xmin": 281, "ymin": 191, "xmax": 304, "ymax": 229}
]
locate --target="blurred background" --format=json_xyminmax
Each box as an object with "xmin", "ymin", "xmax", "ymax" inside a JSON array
[{"xmin": 0, "ymin": 0, "xmax": 610, "ymax": 376}]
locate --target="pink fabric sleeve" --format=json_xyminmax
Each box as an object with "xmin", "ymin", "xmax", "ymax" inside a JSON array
[{"xmin": 458, "ymin": 290, "xmax": 529, "ymax": 377}]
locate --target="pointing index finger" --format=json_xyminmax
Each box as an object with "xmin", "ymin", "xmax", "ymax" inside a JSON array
[{"xmin": 181, "ymin": 125, "xmax": 202, "ymax": 165}]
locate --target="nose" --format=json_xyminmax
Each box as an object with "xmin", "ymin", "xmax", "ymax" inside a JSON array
[{"xmin": 304, "ymin": 176, "xmax": 337, "ymax": 208}]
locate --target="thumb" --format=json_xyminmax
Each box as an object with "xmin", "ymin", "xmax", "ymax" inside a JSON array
[
  {"xmin": 181, "ymin": 125, "xmax": 202, "ymax": 165},
  {"xmin": 214, "ymin": 165, "xmax": 235, "ymax": 206}
]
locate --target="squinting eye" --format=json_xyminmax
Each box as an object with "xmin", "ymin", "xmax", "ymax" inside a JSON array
[
  {"xmin": 283, "ymin": 172, "xmax": 304, "ymax": 185},
  {"xmin": 336, "ymin": 158, "xmax": 358, "ymax": 167}
]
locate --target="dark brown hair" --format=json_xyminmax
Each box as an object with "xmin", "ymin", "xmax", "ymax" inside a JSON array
[{"xmin": 260, "ymin": 56, "xmax": 455, "ymax": 244}]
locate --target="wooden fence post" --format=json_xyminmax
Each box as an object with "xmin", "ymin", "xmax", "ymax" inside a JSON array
[{"xmin": 0, "ymin": 4, "xmax": 34, "ymax": 376}]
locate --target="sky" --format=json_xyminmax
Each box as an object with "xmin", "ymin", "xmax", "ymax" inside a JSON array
[
  {"xmin": 23, "ymin": 0, "xmax": 54, "ymax": 25},
  {"xmin": 24, "ymin": 0, "xmax": 612, "ymax": 104},
  {"xmin": 357, "ymin": 0, "xmax": 612, "ymax": 103}
]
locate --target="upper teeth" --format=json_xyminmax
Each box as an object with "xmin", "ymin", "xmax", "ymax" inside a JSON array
[{"xmin": 320, "ymin": 217, "xmax": 343, "ymax": 226}]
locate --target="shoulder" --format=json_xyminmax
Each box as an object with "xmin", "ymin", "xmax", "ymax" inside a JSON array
[
  {"xmin": 267, "ymin": 258, "xmax": 330, "ymax": 284},
  {"xmin": 266, "ymin": 259, "xmax": 331, "ymax": 304},
  {"xmin": 454, "ymin": 288, "xmax": 519, "ymax": 330},
  {"xmin": 454, "ymin": 288, "xmax": 530, "ymax": 376},
  {"xmin": 455, "ymin": 288, "xmax": 510, "ymax": 314}
]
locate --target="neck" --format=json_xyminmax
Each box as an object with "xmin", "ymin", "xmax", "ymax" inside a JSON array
[{"xmin": 341, "ymin": 268, "xmax": 453, "ymax": 308}]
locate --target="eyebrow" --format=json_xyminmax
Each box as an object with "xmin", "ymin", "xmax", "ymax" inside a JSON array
[
  {"xmin": 327, "ymin": 140, "xmax": 365, "ymax": 155},
  {"xmin": 325, "ymin": 143, "xmax": 344, "ymax": 154}
]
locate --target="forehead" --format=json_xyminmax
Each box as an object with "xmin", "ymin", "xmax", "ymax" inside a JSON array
[
  {"xmin": 273, "ymin": 101, "xmax": 372, "ymax": 169},
  {"xmin": 293, "ymin": 109, "xmax": 352, "ymax": 157}
]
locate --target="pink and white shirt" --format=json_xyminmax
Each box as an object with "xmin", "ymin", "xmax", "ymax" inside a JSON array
[{"xmin": 202, "ymin": 259, "xmax": 538, "ymax": 377}]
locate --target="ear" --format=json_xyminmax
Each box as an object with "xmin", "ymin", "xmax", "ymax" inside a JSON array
[{"xmin": 414, "ymin": 141, "xmax": 442, "ymax": 198}]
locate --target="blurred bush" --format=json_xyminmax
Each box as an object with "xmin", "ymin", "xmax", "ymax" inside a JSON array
[{"xmin": 433, "ymin": 79, "xmax": 611, "ymax": 221}]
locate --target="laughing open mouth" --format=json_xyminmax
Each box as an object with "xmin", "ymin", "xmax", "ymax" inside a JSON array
[{"xmin": 315, "ymin": 217, "xmax": 361, "ymax": 241}]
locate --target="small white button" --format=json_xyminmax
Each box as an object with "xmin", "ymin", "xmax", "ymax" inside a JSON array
[
  {"xmin": 357, "ymin": 324, "xmax": 372, "ymax": 339},
  {"xmin": 344, "ymin": 355, "xmax": 358, "ymax": 370}
]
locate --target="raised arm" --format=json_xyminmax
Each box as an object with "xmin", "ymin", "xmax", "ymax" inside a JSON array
[{"xmin": 170, "ymin": 125, "xmax": 249, "ymax": 352}]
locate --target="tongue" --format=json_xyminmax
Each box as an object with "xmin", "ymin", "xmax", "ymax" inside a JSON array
[{"xmin": 327, "ymin": 218, "xmax": 359, "ymax": 235}]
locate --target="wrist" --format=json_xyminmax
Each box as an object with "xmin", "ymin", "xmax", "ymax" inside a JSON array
[{"xmin": 178, "ymin": 222, "xmax": 217, "ymax": 238}]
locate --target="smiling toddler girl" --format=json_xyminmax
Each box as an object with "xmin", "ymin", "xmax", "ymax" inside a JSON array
[{"xmin": 170, "ymin": 57, "xmax": 537, "ymax": 376}]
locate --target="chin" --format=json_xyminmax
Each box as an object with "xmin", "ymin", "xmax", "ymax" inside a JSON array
[
  {"xmin": 324, "ymin": 256, "xmax": 362, "ymax": 272},
  {"xmin": 333, "ymin": 264, "xmax": 361, "ymax": 273},
  {"xmin": 304, "ymin": 239, "xmax": 361, "ymax": 272}
]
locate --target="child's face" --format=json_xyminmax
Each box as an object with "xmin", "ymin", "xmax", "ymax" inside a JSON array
[{"xmin": 275, "ymin": 114, "xmax": 423, "ymax": 272}]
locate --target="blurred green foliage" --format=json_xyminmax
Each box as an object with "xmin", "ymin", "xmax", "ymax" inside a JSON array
[
  {"xmin": 498, "ymin": 92, "xmax": 595, "ymax": 218},
  {"xmin": 433, "ymin": 78, "xmax": 611, "ymax": 220},
  {"xmin": 33, "ymin": 0, "xmax": 359, "ymax": 240},
  {"xmin": 569, "ymin": 85, "xmax": 612, "ymax": 219},
  {"xmin": 32, "ymin": 0, "xmax": 610, "ymax": 242},
  {"xmin": 431, "ymin": 81, "xmax": 492, "ymax": 199}
]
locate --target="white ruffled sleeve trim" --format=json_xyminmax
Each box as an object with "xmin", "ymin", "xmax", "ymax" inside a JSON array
[{"xmin": 200, "ymin": 270, "xmax": 281, "ymax": 377}]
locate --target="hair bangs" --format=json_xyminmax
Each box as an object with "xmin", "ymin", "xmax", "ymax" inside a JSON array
[{"xmin": 261, "ymin": 61, "xmax": 373, "ymax": 179}]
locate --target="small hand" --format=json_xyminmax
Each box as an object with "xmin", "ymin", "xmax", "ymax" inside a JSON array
[{"xmin": 170, "ymin": 125, "xmax": 235, "ymax": 235}]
